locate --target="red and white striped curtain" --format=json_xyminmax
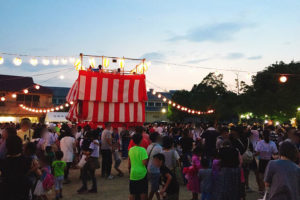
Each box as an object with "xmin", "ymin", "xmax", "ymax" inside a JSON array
[{"xmin": 66, "ymin": 71, "xmax": 147, "ymax": 123}]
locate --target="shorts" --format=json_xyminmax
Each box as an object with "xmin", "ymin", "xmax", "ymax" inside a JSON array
[
  {"xmin": 55, "ymin": 176, "xmax": 64, "ymax": 190},
  {"xmin": 114, "ymin": 159, "xmax": 121, "ymax": 168},
  {"xmin": 258, "ymin": 159, "xmax": 270, "ymax": 174},
  {"xmin": 148, "ymin": 173, "xmax": 160, "ymax": 192},
  {"xmin": 129, "ymin": 175, "xmax": 148, "ymax": 195},
  {"xmin": 249, "ymin": 158, "xmax": 258, "ymax": 171}
]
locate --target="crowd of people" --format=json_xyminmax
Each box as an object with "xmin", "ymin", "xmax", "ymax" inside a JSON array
[{"xmin": 0, "ymin": 119, "xmax": 299, "ymax": 200}]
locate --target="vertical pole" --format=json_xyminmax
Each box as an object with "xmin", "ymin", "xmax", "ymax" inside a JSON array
[
  {"xmin": 236, "ymin": 72, "xmax": 240, "ymax": 95},
  {"xmin": 80, "ymin": 53, "xmax": 83, "ymax": 70},
  {"xmin": 142, "ymin": 59, "xmax": 145, "ymax": 74},
  {"xmin": 102, "ymin": 56, "xmax": 104, "ymax": 72}
]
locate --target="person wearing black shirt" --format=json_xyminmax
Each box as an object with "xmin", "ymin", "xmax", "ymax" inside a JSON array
[
  {"xmin": 120, "ymin": 125, "xmax": 130, "ymax": 158},
  {"xmin": 212, "ymin": 140, "xmax": 241, "ymax": 200},
  {"xmin": 201, "ymin": 125, "xmax": 219, "ymax": 161},
  {"xmin": 153, "ymin": 153, "xmax": 179, "ymax": 200},
  {"xmin": 179, "ymin": 129, "xmax": 193, "ymax": 167}
]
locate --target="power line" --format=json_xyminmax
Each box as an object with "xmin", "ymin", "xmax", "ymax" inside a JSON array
[{"xmin": 151, "ymin": 60, "xmax": 257, "ymax": 74}]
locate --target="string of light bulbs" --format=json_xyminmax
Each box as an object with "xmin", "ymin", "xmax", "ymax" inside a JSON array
[
  {"xmin": 18, "ymin": 101, "xmax": 73, "ymax": 113},
  {"xmin": 146, "ymin": 80, "xmax": 214, "ymax": 115},
  {"xmin": 0, "ymin": 52, "xmax": 78, "ymax": 67}
]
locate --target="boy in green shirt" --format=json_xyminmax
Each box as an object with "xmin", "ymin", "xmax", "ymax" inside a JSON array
[
  {"xmin": 52, "ymin": 151, "xmax": 66, "ymax": 200},
  {"xmin": 128, "ymin": 131, "xmax": 148, "ymax": 200}
]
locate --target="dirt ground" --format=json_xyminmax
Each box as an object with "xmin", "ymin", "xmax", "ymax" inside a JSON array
[{"xmin": 49, "ymin": 158, "xmax": 260, "ymax": 200}]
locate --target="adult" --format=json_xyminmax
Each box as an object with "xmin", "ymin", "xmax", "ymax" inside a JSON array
[
  {"xmin": 180, "ymin": 129, "xmax": 194, "ymax": 167},
  {"xmin": 17, "ymin": 118, "xmax": 33, "ymax": 143},
  {"xmin": 78, "ymin": 130, "xmax": 100, "ymax": 193},
  {"xmin": 120, "ymin": 125, "xmax": 130, "ymax": 158},
  {"xmin": 60, "ymin": 124, "xmax": 76, "ymax": 184},
  {"xmin": 128, "ymin": 126, "xmax": 150, "ymax": 150},
  {"xmin": 201, "ymin": 123, "xmax": 219, "ymax": 161},
  {"xmin": 128, "ymin": 133, "xmax": 148, "ymax": 200},
  {"xmin": 101, "ymin": 123, "xmax": 113, "ymax": 179},
  {"xmin": 213, "ymin": 140, "xmax": 241, "ymax": 200},
  {"xmin": 216, "ymin": 127, "xmax": 229, "ymax": 150},
  {"xmin": 255, "ymin": 130, "xmax": 278, "ymax": 193},
  {"xmin": 162, "ymin": 136, "xmax": 180, "ymax": 172},
  {"xmin": 0, "ymin": 127, "xmax": 16, "ymax": 159},
  {"xmin": 146, "ymin": 132, "xmax": 162, "ymax": 200},
  {"xmin": 0, "ymin": 135, "xmax": 34, "ymax": 200},
  {"xmin": 264, "ymin": 142, "xmax": 300, "ymax": 200}
]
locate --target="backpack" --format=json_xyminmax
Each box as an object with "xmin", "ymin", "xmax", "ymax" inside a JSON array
[
  {"xmin": 238, "ymin": 138, "xmax": 253, "ymax": 165},
  {"xmin": 42, "ymin": 169, "xmax": 54, "ymax": 191}
]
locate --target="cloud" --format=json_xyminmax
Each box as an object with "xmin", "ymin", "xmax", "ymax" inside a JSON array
[
  {"xmin": 140, "ymin": 52, "xmax": 165, "ymax": 60},
  {"xmin": 168, "ymin": 22, "xmax": 248, "ymax": 43},
  {"xmin": 247, "ymin": 55, "xmax": 262, "ymax": 60},
  {"xmin": 226, "ymin": 52, "xmax": 245, "ymax": 59}
]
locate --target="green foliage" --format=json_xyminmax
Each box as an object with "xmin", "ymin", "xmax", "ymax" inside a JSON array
[{"xmin": 168, "ymin": 61, "xmax": 300, "ymax": 123}]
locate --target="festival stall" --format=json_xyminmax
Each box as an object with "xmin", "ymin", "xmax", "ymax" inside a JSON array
[{"xmin": 66, "ymin": 70, "xmax": 148, "ymax": 127}]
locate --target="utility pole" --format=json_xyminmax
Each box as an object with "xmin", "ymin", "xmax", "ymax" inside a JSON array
[{"xmin": 235, "ymin": 72, "xmax": 240, "ymax": 95}]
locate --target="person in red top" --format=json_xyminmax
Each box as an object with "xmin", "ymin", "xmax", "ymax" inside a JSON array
[{"xmin": 128, "ymin": 126, "xmax": 150, "ymax": 150}]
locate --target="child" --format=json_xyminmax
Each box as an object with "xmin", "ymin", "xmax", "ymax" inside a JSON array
[
  {"xmin": 34, "ymin": 155, "xmax": 52, "ymax": 200},
  {"xmin": 153, "ymin": 153, "xmax": 179, "ymax": 200},
  {"xmin": 184, "ymin": 146, "xmax": 202, "ymax": 200},
  {"xmin": 112, "ymin": 128, "xmax": 123, "ymax": 177},
  {"xmin": 52, "ymin": 151, "xmax": 66, "ymax": 200},
  {"xmin": 128, "ymin": 133, "xmax": 148, "ymax": 200},
  {"xmin": 198, "ymin": 158, "xmax": 213, "ymax": 200}
]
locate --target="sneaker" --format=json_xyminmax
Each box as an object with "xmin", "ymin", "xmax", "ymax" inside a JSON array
[
  {"xmin": 88, "ymin": 189, "xmax": 98, "ymax": 193},
  {"xmin": 77, "ymin": 187, "xmax": 88, "ymax": 194},
  {"xmin": 107, "ymin": 175, "xmax": 114, "ymax": 180}
]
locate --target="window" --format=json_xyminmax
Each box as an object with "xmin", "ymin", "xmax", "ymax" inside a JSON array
[
  {"xmin": 58, "ymin": 99, "xmax": 65, "ymax": 104},
  {"xmin": 155, "ymin": 102, "xmax": 161, "ymax": 107},
  {"xmin": 148, "ymin": 102, "xmax": 154, "ymax": 107},
  {"xmin": 162, "ymin": 103, "xmax": 168, "ymax": 107}
]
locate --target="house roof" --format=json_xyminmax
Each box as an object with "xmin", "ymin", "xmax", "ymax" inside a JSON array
[{"xmin": 0, "ymin": 74, "xmax": 52, "ymax": 94}]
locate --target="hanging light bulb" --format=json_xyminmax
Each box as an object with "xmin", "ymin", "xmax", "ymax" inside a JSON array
[
  {"xmin": 23, "ymin": 89, "xmax": 29, "ymax": 94},
  {"xmin": 30, "ymin": 58, "xmax": 38, "ymax": 66},
  {"xmin": 119, "ymin": 58, "xmax": 125, "ymax": 69},
  {"xmin": 42, "ymin": 58, "xmax": 50, "ymax": 65},
  {"xmin": 51, "ymin": 108, "xmax": 54, "ymax": 112},
  {"xmin": 157, "ymin": 94, "xmax": 162, "ymax": 98},
  {"xmin": 163, "ymin": 98, "xmax": 167, "ymax": 102},
  {"xmin": 12, "ymin": 93, "xmax": 17, "ymax": 98},
  {"xmin": 60, "ymin": 105, "xmax": 64, "ymax": 109},
  {"xmin": 89, "ymin": 57, "xmax": 96, "ymax": 68},
  {"xmin": 65, "ymin": 103, "xmax": 69, "ymax": 107},
  {"xmin": 172, "ymin": 103, "xmax": 176, "ymax": 107},
  {"xmin": 13, "ymin": 57, "xmax": 22, "ymax": 66},
  {"xmin": 74, "ymin": 59, "xmax": 82, "ymax": 71},
  {"xmin": 35, "ymin": 85, "xmax": 40, "ymax": 90},
  {"xmin": 168, "ymin": 100, "xmax": 172, "ymax": 104},
  {"xmin": 0, "ymin": 97, "xmax": 5, "ymax": 102},
  {"xmin": 279, "ymin": 75, "xmax": 287, "ymax": 83},
  {"xmin": 52, "ymin": 58, "xmax": 59, "ymax": 65},
  {"xmin": 103, "ymin": 57, "xmax": 109, "ymax": 68},
  {"xmin": 70, "ymin": 101, "xmax": 74, "ymax": 105},
  {"xmin": 61, "ymin": 58, "xmax": 68, "ymax": 65},
  {"xmin": 0, "ymin": 56, "xmax": 4, "ymax": 64}
]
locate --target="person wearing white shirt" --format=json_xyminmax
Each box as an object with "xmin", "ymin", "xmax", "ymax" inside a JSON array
[{"xmin": 60, "ymin": 125, "xmax": 76, "ymax": 184}]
